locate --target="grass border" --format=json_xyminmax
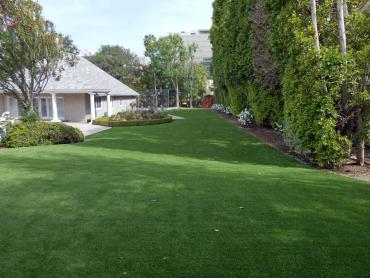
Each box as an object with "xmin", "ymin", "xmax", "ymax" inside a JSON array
[{"xmin": 92, "ymin": 116, "xmax": 173, "ymax": 127}]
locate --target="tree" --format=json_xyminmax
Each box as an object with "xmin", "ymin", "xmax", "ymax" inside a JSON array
[
  {"xmin": 0, "ymin": 0, "xmax": 78, "ymax": 115},
  {"xmin": 86, "ymin": 45, "xmax": 143, "ymax": 91},
  {"xmin": 187, "ymin": 43, "xmax": 198, "ymax": 108},
  {"xmin": 156, "ymin": 34, "xmax": 189, "ymax": 108},
  {"xmin": 311, "ymin": 0, "xmax": 321, "ymax": 53},
  {"xmin": 191, "ymin": 64, "xmax": 209, "ymax": 105},
  {"xmin": 211, "ymin": 0, "xmax": 369, "ymax": 167},
  {"xmin": 144, "ymin": 34, "xmax": 160, "ymax": 107}
]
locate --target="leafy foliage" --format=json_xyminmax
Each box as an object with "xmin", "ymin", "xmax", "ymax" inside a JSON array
[
  {"xmin": 238, "ymin": 108, "xmax": 254, "ymax": 127},
  {"xmin": 1, "ymin": 121, "xmax": 84, "ymax": 148},
  {"xmin": 211, "ymin": 0, "xmax": 370, "ymax": 167},
  {"xmin": 86, "ymin": 45, "xmax": 144, "ymax": 91},
  {"xmin": 0, "ymin": 0, "xmax": 78, "ymax": 114},
  {"xmin": 144, "ymin": 34, "xmax": 190, "ymax": 108}
]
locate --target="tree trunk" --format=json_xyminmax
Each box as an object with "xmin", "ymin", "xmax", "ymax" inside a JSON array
[
  {"xmin": 311, "ymin": 0, "xmax": 321, "ymax": 53},
  {"xmin": 336, "ymin": 0, "xmax": 352, "ymax": 158},
  {"xmin": 361, "ymin": 0, "xmax": 370, "ymax": 12},
  {"xmin": 337, "ymin": 0, "xmax": 347, "ymax": 55},
  {"xmin": 355, "ymin": 108, "xmax": 365, "ymax": 166},
  {"xmin": 153, "ymin": 72, "xmax": 158, "ymax": 108},
  {"xmin": 176, "ymin": 81, "xmax": 180, "ymax": 108},
  {"xmin": 190, "ymin": 76, "xmax": 193, "ymax": 108},
  {"xmin": 356, "ymin": 139, "xmax": 365, "ymax": 166}
]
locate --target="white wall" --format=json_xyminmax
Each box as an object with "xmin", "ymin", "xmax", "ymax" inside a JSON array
[
  {"xmin": 0, "ymin": 93, "xmax": 137, "ymax": 122},
  {"xmin": 94, "ymin": 96, "xmax": 137, "ymax": 118},
  {"xmin": 63, "ymin": 94, "xmax": 87, "ymax": 122},
  {"xmin": 112, "ymin": 96, "xmax": 136, "ymax": 114}
]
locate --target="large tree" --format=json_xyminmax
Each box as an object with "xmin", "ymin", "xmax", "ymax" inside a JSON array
[
  {"xmin": 144, "ymin": 35, "xmax": 161, "ymax": 107},
  {"xmin": 0, "ymin": 0, "xmax": 78, "ymax": 114},
  {"xmin": 86, "ymin": 45, "xmax": 143, "ymax": 91},
  {"xmin": 189, "ymin": 64, "xmax": 209, "ymax": 106},
  {"xmin": 144, "ymin": 34, "xmax": 194, "ymax": 108}
]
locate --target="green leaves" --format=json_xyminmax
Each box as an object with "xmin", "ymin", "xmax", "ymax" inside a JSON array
[
  {"xmin": 211, "ymin": 0, "xmax": 369, "ymax": 167},
  {"xmin": 86, "ymin": 45, "xmax": 143, "ymax": 91},
  {"xmin": 0, "ymin": 0, "xmax": 78, "ymax": 114}
]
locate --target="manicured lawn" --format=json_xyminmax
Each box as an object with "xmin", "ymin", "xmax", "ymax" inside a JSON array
[{"xmin": 0, "ymin": 110, "xmax": 370, "ymax": 277}]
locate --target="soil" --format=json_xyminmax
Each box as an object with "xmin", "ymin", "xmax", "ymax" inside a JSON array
[{"xmin": 216, "ymin": 112, "xmax": 370, "ymax": 183}]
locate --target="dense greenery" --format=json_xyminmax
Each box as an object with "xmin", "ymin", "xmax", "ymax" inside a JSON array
[
  {"xmin": 0, "ymin": 110, "xmax": 369, "ymax": 277},
  {"xmin": 86, "ymin": 45, "xmax": 144, "ymax": 91},
  {"xmin": 211, "ymin": 0, "xmax": 370, "ymax": 167},
  {"xmin": 0, "ymin": 121, "xmax": 84, "ymax": 148},
  {"xmin": 144, "ymin": 34, "xmax": 209, "ymax": 108},
  {"xmin": 0, "ymin": 0, "xmax": 78, "ymax": 115},
  {"xmin": 94, "ymin": 109, "xmax": 171, "ymax": 127}
]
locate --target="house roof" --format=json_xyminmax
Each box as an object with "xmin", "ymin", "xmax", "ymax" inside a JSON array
[{"xmin": 44, "ymin": 57, "xmax": 139, "ymax": 97}]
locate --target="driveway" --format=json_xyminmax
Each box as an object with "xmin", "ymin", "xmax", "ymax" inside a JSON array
[{"xmin": 65, "ymin": 122, "xmax": 111, "ymax": 137}]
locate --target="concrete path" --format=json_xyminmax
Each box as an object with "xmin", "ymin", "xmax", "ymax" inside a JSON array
[
  {"xmin": 169, "ymin": 114, "xmax": 185, "ymax": 120},
  {"xmin": 65, "ymin": 122, "xmax": 111, "ymax": 137}
]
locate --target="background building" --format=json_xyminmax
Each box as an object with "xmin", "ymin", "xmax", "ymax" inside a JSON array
[{"xmin": 180, "ymin": 29, "xmax": 212, "ymax": 73}]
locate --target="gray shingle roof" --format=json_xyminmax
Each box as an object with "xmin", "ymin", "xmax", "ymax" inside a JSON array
[{"xmin": 44, "ymin": 57, "xmax": 139, "ymax": 97}]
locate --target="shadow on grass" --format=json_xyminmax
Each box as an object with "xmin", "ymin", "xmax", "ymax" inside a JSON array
[
  {"xmin": 0, "ymin": 150, "xmax": 370, "ymax": 277},
  {"xmin": 80, "ymin": 110, "xmax": 302, "ymax": 168},
  {"xmin": 1, "ymin": 109, "xmax": 370, "ymax": 276}
]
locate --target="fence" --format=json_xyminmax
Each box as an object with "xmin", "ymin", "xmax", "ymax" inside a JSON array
[{"xmin": 137, "ymin": 89, "xmax": 177, "ymax": 109}]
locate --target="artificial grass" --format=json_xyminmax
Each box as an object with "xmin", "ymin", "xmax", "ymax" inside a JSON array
[{"xmin": 0, "ymin": 109, "xmax": 369, "ymax": 277}]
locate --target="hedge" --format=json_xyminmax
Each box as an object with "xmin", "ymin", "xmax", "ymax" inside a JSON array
[
  {"xmin": 1, "ymin": 121, "xmax": 85, "ymax": 148},
  {"xmin": 93, "ymin": 117, "xmax": 173, "ymax": 127}
]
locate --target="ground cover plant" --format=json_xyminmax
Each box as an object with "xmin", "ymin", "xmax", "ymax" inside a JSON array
[{"xmin": 0, "ymin": 110, "xmax": 369, "ymax": 277}]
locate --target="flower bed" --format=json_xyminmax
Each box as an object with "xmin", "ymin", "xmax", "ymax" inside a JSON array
[
  {"xmin": 212, "ymin": 104, "xmax": 254, "ymax": 127},
  {"xmin": 93, "ymin": 109, "xmax": 173, "ymax": 127},
  {"xmin": 93, "ymin": 117, "xmax": 173, "ymax": 127}
]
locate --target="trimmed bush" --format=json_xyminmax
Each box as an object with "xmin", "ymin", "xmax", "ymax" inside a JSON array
[
  {"xmin": 0, "ymin": 122, "xmax": 84, "ymax": 148},
  {"xmin": 93, "ymin": 117, "xmax": 173, "ymax": 127}
]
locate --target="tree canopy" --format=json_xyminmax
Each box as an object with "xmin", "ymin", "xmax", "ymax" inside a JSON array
[
  {"xmin": 0, "ymin": 0, "xmax": 78, "ymax": 114},
  {"xmin": 144, "ymin": 34, "xmax": 204, "ymax": 108},
  {"xmin": 86, "ymin": 45, "xmax": 144, "ymax": 91}
]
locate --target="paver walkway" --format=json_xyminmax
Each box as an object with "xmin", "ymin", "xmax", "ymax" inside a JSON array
[{"xmin": 65, "ymin": 122, "xmax": 111, "ymax": 136}]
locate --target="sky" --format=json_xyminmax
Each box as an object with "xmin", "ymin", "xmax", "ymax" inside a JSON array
[{"xmin": 38, "ymin": 0, "xmax": 214, "ymax": 57}]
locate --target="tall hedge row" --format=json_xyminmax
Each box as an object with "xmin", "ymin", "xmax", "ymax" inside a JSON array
[{"xmin": 211, "ymin": 0, "xmax": 370, "ymax": 167}]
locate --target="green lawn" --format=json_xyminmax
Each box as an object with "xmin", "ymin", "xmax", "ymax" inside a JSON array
[{"xmin": 0, "ymin": 110, "xmax": 370, "ymax": 277}]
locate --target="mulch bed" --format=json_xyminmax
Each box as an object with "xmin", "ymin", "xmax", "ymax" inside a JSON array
[{"xmin": 215, "ymin": 111, "xmax": 370, "ymax": 182}]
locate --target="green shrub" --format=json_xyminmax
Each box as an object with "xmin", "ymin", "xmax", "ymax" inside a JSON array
[
  {"xmin": 21, "ymin": 111, "xmax": 39, "ymax": 123},
  {"xmin": 0, "ymin": 121, "xmax": 84, "ymax": 148},
  {"xmin": 283, "ymin": 48, "xmax": 352, "ymax": 168},
  {"xmin": 247, "ymin": 82, "xmax": 283, "ymax": 127},
  {"xmin": 110, "ymin": 110, "xmax": 168, "ymax": 121},
  {"xmin": 93, "ymin": 117, "xmax": 173, "ymax": 127},
  {"xmin": 229, "ymin": 85, "xmax": 248, "ymax": 116}
]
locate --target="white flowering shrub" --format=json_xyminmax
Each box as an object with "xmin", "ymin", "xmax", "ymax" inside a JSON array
[
  {"xmin": 237, "ymin": 108, "xmax": 254, "ymax": 127},
  {"xmin": 273, "ymin": 123, "xmax": 284, "ymax": 132},
  {"xmin": 211, "ymin": 104, "xmax": 225, "ymax": 113},
  {"xmin": 225, "ymin": 106, "xmax": 233, "ymax": 115}
]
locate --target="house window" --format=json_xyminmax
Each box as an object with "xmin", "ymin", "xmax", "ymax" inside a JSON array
[
  {"xmin": 37, "ymin": 97, "xmax": 64, "ymax": 119},
  {"xmin": 119, "ymin": 97, "xmax": 123, "ymax": 106},
  {"xmin": 95, "ymin": 97, "xmax": 102, "ymax": 109}
]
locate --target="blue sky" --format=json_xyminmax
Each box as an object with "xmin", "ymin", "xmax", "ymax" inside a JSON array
[{"xmin": 38, "ymin": 0, "xmax": 214, "ymax": 56}]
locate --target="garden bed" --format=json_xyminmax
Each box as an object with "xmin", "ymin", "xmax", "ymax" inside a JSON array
[
  {"xmin": 215, "ymin": 111, "xmax": 370, "ymax": 182},
  {"xmin": 93, "ymin": 116, "xmax": 173, "ymax": 127}
]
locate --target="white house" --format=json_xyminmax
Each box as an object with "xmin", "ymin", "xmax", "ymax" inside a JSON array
[{"xmin": 0, "ymin": 57, "xmax": 139, "ymax": 123}]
